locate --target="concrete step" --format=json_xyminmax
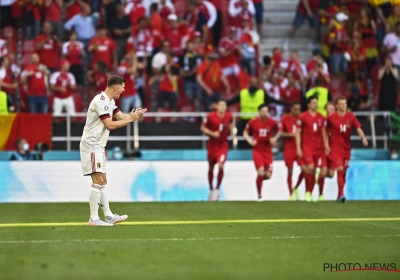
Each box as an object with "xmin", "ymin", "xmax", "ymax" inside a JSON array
[
  {"xmin": 263, "ymin": 0, "xmax": 299, "ymax": 12},
  {"xmin": 260, "ymin": 37, "xmax": 310, "ymax": 48},
  {"xmin": 263, "ymin": 24, "xmax": 309, "ymax": 38},
  {"xmin": 264, "ymin": 11, "xmax": 296, "ymax": 24}
]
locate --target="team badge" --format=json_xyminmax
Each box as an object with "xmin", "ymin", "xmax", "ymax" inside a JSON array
[
  {"xmin": 97, "ymin": 162, "xmax": 101, "ymax": 168},
  {"xmin": 104, "ymin": 106, "xmax": 109, "ymax": 111}
]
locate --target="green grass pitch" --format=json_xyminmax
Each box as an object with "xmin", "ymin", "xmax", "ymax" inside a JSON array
[{"xmin": 0, "ymin": 201, "xmax": 400, "ymax": 280}]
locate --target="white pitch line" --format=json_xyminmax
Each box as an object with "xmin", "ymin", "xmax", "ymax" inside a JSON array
[{"xmin": 1, "ymin": 235, "xmax": 399, "ymax": 244}]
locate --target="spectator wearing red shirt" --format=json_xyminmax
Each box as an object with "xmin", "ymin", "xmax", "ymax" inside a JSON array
[
  {"xmin": 87, "ymin": 61, "xmax": 109, "ymax": 100},
  {"xmin": 34, "ymin": 22, "xmax": 62, "ymax": 73},
  {"xmin": 165, "ymin": 14, "xmax": 184, "ymax": 57},
  {"xmin": 133, "ymin": 17, "xmax": 154, "ymax": 59},
  {"xmin": 88, "ymin": 25, "xmax": 118, "ymax": 69},
  {"xmin": 239, "ymin": 15, "xmax": 257, "ymax": 76},
  {"xmin": 117, "ymin": 55, "xmax": 142, "ymax": 113},
  {"xmin": 206, "ymin": 0, "xmax": 223, "ymax": 46},
  {"xmin": 149, "ymin": 3, "xmax": 163, "ymax": 51},
  {"xmin": 184, "ymin": 1, "xmax": 208, "ymax": 40},
  {"xmin": 346, "ymin": 33, "xmax": 366, "ymax": 95},
  {"xmin": 329, "ymin": 12, "xmax": 349, "ymax": 76},
  {"xmin": 283, "ymin": 0, "xmax": 321, "ymax": 51},
  {"xmin": 158, "ymin": 0, "xmax": 175, "ymax": 21},
  {"xmin": 283, "ymin": 72, "xmax": 302, "ymax": 105},
  {"xmin": 219, "ymin": 27, "xmax": 240, "ymax": 77},
  {"xmin": 305, "ymin": 49, "xmax": 330, "ymax": 89},
  {"xmin": 21, "ymin": 53, "xmax": 50, "ymax": 114},
  {"xmin": 152, "ymin": 52, "xmax": 179, "ymax": 122},
  {"xmin": 0, "ymin": 29, "xmax": 17, "ymax": 58},
  {"xmin": 196, "ymin": 45, "xmax": 230, "ymax": 111},
  {"xmin": 286, "ymin": 50, "xmax": 306, "ymax": 83},
  {"xmin": 50, "ymin": 60, "xmax": 77, "ymax": 116},
  {"xmin": 125, "ymin": 0, "xmax": 146, "ymax": 35},
  {"xmin": 196, "ymin": 0, "xmax": 217, "ymax": 44},
  {"xmin": 62, "ymin": 31, "xmax": 85, "ymax": 86},
  {"xmin": 228, "ymin": 0, "xmax": 255, "ymax": 30},
  {"xmin": 44, "ymin": 0, "xmax": 63, "ymax": 39}
]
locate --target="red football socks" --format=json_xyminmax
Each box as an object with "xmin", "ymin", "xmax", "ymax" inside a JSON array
[
  {"xmin": 287, "ymin": 174, "xmax": 293, "ymax": 195},
  {"xmin": 337, "ymin": 170, "xmax": 345, "ymax": 198},
  {"xmin": 208, "ymin": 171, "xmax": 214, "ymax": 190},
  {"xmin": 216, "ymin": 169, "xmax": 224, "ymax": 189},
  {"xmin": 256, "ymin": 175, "xmax": 263, "ymax": 197},
  {"xmin": 305, "ymin": 173, "xmax": 315, "ymax": 193},
  {"xmin": 318, "ymin": 176, "xmax": 325, "ymax": 195},
  {"xmin": 294, "ymin": 172, "xmax": 304, "ymax": 189}
]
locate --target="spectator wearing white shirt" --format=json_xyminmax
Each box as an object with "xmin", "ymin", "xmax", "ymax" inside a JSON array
[
  {"xmin": 229, "ymin": 0, "xmax": 256, "ymax": 29},
  {"xmin": 383, "ymin": 21, "xmax": 400, "ymax": 82}
]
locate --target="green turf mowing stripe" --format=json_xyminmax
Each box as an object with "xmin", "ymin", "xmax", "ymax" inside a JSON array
[{"xmin": 0, "ymin": 217, "xmax": 400, "ymax": 227}]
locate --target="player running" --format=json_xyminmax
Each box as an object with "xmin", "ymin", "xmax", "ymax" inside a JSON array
[
  {"xmin": 80, "ymin": 75, "xmax": 146, "ymax": 226},
  {"xmin": 201, "ymin": 99, "xmax": 234, "ymax": 201},
  {"xmin": 324, "ymin": 97, "xmax": 368, "ymax": 203},
  {"xmin": 280, "ymin": 102, "xmax": 302, "ymax": 201},
  {"xmin": 243, "ymin": 104, "xmax": 280, "ymax": 200},
  {"xmin": 295, "ymin": 96, "xmax": 327, "ymax": 202}
]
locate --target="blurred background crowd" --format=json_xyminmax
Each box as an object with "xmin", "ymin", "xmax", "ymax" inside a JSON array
[{"xmin": 0, "ymin": 0, "xmax": 400, "ymax": 121}]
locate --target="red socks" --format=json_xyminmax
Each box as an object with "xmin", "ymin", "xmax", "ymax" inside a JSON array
[
  {"xmin": 337, "ymin": 170, "xmax": 345, "ymax": 198},
  {"xmin": 318, "ymin": 176, "xmax": 325, "ymax": 196},
  {"xmin": 287, "ymin": 174, "xmax": 293, "ymax": 195},
  {"xmin": 294, "ymin": 172, "xmax": 304, "ymax": 189},
  {"xmin": 216, "ymin": 169, "xmax": 224, "ymax": 189},
  {"xmin": 304, "ymin": 173, "xmax": 315, "ymax": 193},
  {"xmin": 208, "ymin": 171, "xmax": 214, "ymax": 190},
  {"xmin": 256, "ymin": 175, "xmax": 264, "ymax": 197}
]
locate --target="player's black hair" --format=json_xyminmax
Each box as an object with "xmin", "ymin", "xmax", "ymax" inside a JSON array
[
  {"xmin": 258, "ymin": 104, "xmax": 269, "ymax": 111},
  {"xmin": 307, "ymin": 95, "xmax": 318, "ymax": 104},
  {"xmin": 107, "ymin": 75, "xmax": 125, "ymax": 87},
  {"xmin": 290, "ymin": 101, "xmax": 301, "ymax": 108}
]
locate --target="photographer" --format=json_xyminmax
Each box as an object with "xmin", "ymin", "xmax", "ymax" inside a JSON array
[{"xmin": 378, "ymin": 57, "xmax": 398, "ymax": 111}]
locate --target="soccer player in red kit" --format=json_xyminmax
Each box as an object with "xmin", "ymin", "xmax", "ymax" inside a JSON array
[
  {"xmin": 280, "ymin": 102, "xmax": 302, "ymax": 201},
  {"xmin": 201, "ymin": 100, "xmax": 234, "ymax": 201},
  {"xmin": 244, "ymin": 104, "xmax": 280, "ymax": 200},
  {"xmin": 324, "ymin": 97, "xmax": 368, "ymax": 203},
  {"xmin": 295, "ymin": 96, "xmax": 327, "ymax": 202}
]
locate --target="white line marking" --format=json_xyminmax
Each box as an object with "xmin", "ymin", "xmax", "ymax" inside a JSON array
[{"xmin": 1, "ymin": 235, "xmax": 399, "ymax": 244}]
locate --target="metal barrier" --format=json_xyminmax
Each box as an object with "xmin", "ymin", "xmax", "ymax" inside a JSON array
[{"xmin": 53, "ymin": 111, "xmax": 392, "ymax": 151}]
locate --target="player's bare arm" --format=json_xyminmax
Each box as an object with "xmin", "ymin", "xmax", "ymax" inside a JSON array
[
  {"xmin": 243, "ymin": 129, "xmax": 257, "ymax": 147},
  {"xmin": 201, "ymin": 123, "xmax": 220, "ymax": 138},
  {"xmin": 102, "ymin": 108, "xmax": 147, "ymax": 131},
  {"xmin": 281, "ymin": 131, "xmax": 295, "ymax": 138},
  {"xmin": 114, "ymin": 108, "xmax": 146, "ymax": 121},
  {"xmin": 270, "ymin": 131, "xmax": 281, "ymax": 147},
  {"xmin": 229, "ymin": 123, "xmax": 236, "ymax": 142},
  {"xmin": 322, "ymin": 128, "xmax": 331, "ymax": 155},
  {"xmin": 356, "ymin": 127, "xmax": 368, "ymax": 147},
  {"xmin": 295, "ymin": 128, "xmax": 302, "ymax": 158}
]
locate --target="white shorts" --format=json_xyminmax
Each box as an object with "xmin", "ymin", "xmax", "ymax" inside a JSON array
[
  {"xmin": 53, "ymin": 96, "xmax": 76, "ymax": 116},
  {"xmin": 80, "ymin": 151, "xmax": 106, "ymax": 176}
]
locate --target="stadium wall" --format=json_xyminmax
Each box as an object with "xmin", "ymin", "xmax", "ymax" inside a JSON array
[{"xmin": 0, "ymin": 161, "xmax": 399, "ymax": 202}]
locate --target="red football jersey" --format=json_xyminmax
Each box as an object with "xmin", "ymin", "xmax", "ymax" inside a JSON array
[
  {"xmin": 280, "ymin": 114, "xmax": 298, "ymax": 152},
  {"xmin": 245, "ymin": 117, "xmax": 278, "ymax": 153},
  {"xmin": 117, "ymin": 62, "xmax": 137, "ymax": 97},
  {"xmin": 34, "ymin": 35, "xmax": 60, "ymax": 69},
  {"xmin": 89, "ymin": 37, "xmax": 117, "ymax": 69},
  {"xmin": 22, "ymin": 64, "xmax": 47, "ymax": 96},
  {"xmin": 327, "ymin": 112, "xmax": 361, "ymax": 152},
  {"xmin": 62, "ymin": 41, "xmax": 84, "ymax": 65},
  {"xmin": 49, "ymin": 71, "xmax": 76, "ymax": 99},
  {"xmin": 218, "ymin": 37, "xmax": 239, "ymax": 68},
  {"xmin": 296, "ymin": 111, "xmax": 326, "ymax": 150},
  {"xmin": 203, "ymin": 111, "xmax": 233, "ymax": 149}
]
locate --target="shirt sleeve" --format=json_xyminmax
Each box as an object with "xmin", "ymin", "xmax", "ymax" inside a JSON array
[
  {"xmin": 352, "ymin": 114, "xmax": 361, "ymax": 128},
  {"xmin": 94, "ymin": 99, "xmax": 111, "ymax": 120},
  {"xmin": 49, "ymin": 72, "xmax": 58, "ymax": 85},
  {"xmin": 64, "ymin": 16, "xmax": 76, "ymax": 31},
  {"xmin": 68, "ymin": 73, "xmax": 76, "ymax": 86},
  {"xmin": 113, "ymin": 106, "xmax": 121, "ymax": 116}
]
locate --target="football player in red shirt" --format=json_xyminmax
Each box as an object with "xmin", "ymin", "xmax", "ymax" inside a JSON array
[
  {"xmin": 201, "ymin": 99, "xmax": 234, "ymax": 201},
  {"xmin": 324, "ymin": 97, "xmax": 368, "ymax": 203},
  {"xmin": 280, "ymin": 102, "xmax": 302, "ymax": 201},
  {"xmin": 244, "ymin": 104, "xmax": 280, "ymax": 200},
  {"xmin": 295, "ymin": 95, "xmax": 327, "ymax": 202}
]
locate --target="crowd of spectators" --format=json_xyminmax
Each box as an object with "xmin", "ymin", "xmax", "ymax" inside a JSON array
[{"xmin": 0, "ymin": 0, "xmax": 399, "ymax": 121}]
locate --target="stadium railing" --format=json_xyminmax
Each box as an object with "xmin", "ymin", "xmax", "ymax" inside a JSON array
[{"xmin": 53, "ymin": 111, "xmax": 392, "ymax": 151}]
